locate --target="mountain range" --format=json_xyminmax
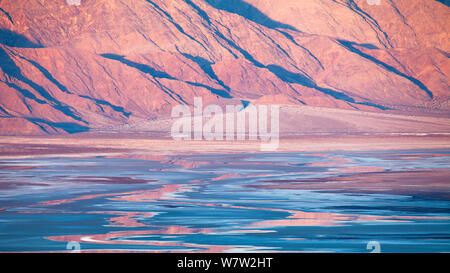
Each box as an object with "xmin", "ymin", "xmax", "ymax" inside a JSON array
[{"xmin": 0, "ymin": 0, "xmax": 449, "ymax": 135}]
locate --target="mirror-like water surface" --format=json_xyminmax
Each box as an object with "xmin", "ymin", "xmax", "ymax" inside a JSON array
[{"xmin": 0, "ymin": 150, "xmax": 449, "ymax": 252}]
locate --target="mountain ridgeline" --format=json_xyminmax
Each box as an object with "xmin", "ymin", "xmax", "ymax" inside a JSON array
[{"xmin": 0, "ymin": 0, "xmax": 449, "ymax": 135}]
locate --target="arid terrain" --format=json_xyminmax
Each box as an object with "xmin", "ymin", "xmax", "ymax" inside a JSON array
[
  {"xmin": 0, "ymin": 134, "xmax": 449, "ymax": 158},
  {"xmin": 0, "ymin": 0, "xmax": 449, "ymax": 135},
  {"xmin": 0, "ymin": 0, "xmax": 449, "ymax": 254}
]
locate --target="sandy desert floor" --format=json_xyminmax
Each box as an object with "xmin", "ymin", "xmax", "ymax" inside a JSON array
[{"xmin": 0, "ymin": 134, "xmax": 450, "ymax": 158}]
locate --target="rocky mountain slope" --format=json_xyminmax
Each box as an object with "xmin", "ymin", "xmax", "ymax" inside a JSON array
[{"xmin": 0, "ymin": 0, "xmax": 448, "ymax": 135}]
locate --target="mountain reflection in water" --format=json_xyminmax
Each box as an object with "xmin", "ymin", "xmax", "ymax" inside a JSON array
[{"xmin": 0, "ymin": 150, "xmax": 449, "ymax": 252}]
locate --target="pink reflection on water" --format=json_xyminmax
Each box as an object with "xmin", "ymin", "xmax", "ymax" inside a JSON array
[
  {"xmin": 14, "ymin": 181, "xmax": 450, "ymax": 253},
  {"xmin": 7, "ymin": 150, "xmax": 449, "ymax": 253},
  {"xmin": 37, "ymin": 190, "xmax": 147, "ymax": 206},
  {"xmin": 46, "ymin": 229, "xmax": 232, "ymax": 253}
]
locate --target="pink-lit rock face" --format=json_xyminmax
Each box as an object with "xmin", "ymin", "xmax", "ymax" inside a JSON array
[{"xmin": 0, "ymin": 0, "xmax": 448, "ymax": 135}]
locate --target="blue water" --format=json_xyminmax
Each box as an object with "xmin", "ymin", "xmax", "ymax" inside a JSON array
[{"xmin": 0, "ymin": 150, "xmax": 449, "ymax": 252}]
